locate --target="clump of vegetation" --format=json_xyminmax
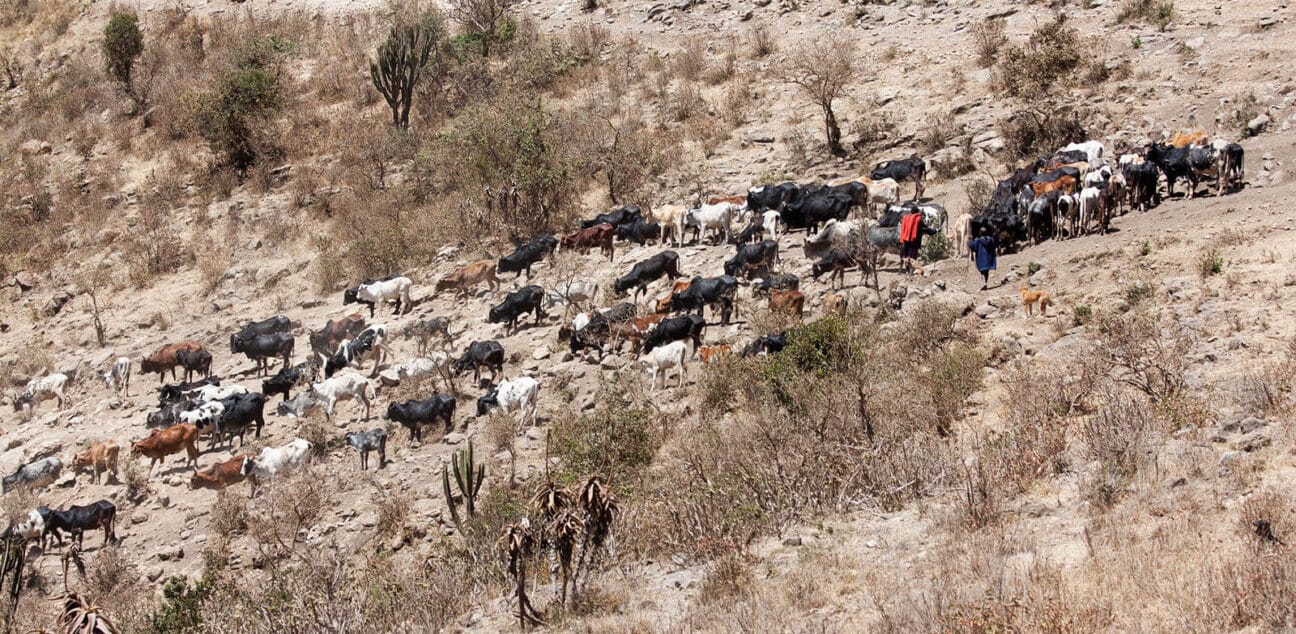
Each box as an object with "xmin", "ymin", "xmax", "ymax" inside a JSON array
[
  {"xmin": 1197, "ymin": 247, "xmax": 1224, "ymax": 278},
  {"xmin": 551, "ymin": 379, "xmax": 658, "ymax": 485},
  {"xmin": 1116, "ymin": 0, "xmax": 1175, "ymax": 31},
  {"xmin": 779, "ymin": 40, "xmax": 855, "ymax": 156},
  {"xmin": 188, "ymin": 35, "xmax": 295, "ymax": 171},
  {"xmin": 998, "ymin": 103, "xmax": 1090, "ymax": 160},
  {"xmin": 971, "ymin": 17, "xmax": 1007, "ymax": 68},
  {"xmin": 103, "ymin": 9, "xmax": 144, "ymax": 95},
  {"xmin": 370, "ymin": 11, "xmax": 448, "ymax": 128},
  {"xmin": 993, "ymin": 18, "xmax": 1082, "ymax": 100}
]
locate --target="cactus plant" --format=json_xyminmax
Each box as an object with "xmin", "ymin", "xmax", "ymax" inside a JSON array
[
  {"xmin": 442, "ymin": 441, "xmax": 485, "ymax": 533},
  {"xmin": 369, "ymin": 18, "xmax": 440, "ymax": 129}
]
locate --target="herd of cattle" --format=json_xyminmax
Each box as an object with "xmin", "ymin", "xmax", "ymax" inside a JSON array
[{"xmin": 0, "ymin": 134, "xmax": 1244, "ymax": 554}]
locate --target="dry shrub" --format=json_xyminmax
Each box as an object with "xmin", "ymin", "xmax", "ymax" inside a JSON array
[
  {"xmin": 667, "ymin": 81, "xmax": 705, "ymax": 122},
  {"xmin": 1095, "ymin": 309, "xmax": 1193, "ymax": 404},
  {"xmin": 697, "ymin": 553, "xmax": 754, "ymax": 605},
  {"xmin": 550, "ymin": 376, "xmax": 659, "ymax": 485},
  {"xmin": 749, "ymin": 24, "xmax": 775, "ymax": 58},
  {"xmin": 672, "ymin": 38, "xmax": 707, "ymax": 81},
  {"xmin": 1116, "ymin": 0, "xmax": 1175, "ymax": 31},
  {"xmin": 246, "ymin": 472, "xmax": 333, "ymax": 561},
  {"xmin": 120, "ymin": 459, "xmax": 149, "ymax": 503},
  {"xmin": 1233, "ymin": 341, "xmax": 1296, "ymax": 418},
  {"xmin": 850, "ymin": 110, "xmax": 899, "ymax": 153},
  {"xmin": 919, "ymin": 112, "xmax": 961, "ymax": 154},
  {"xmin": 569, "ymin": 21, "xmax": 610, "ymax": 62},
  {"xmin": 297, "ymin": 415, "xmax": 343, "ymax": 458},
  {"xmin": 971, "ymin": 18, "xmax": 1007, "ymax": 68},
  {"xmin": 208, "ymin": 491, "xmax": 249, "ymax": 537},
  {"xmin": 1080, "ymin": 390, "xmax": 1165, "ymax": 508},
  {"xmin": 992, "ymin": 18, "xmax": 1081, "ymax": 100},
  {"xmin": 372, "ymin": 483, "xmax": 410, "ymax": 540}
]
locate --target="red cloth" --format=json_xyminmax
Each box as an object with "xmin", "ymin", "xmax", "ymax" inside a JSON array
[{"xmin": 900, "ymin": 212, "xmax": 922, "ymax": 243}]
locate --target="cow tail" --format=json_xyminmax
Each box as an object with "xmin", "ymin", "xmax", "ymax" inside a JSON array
[{"xmin": 364, "ymin": 382, "xmax": 377, "ymax": 402}]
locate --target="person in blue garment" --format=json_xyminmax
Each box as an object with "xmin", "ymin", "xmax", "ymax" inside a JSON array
[{"xmin": 967, "ymin": 232, "xmax": 998, "ymax": 291}]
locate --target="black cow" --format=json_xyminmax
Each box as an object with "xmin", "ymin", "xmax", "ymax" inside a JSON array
[
  {"xmin": 1218, "ymin": 142, "xmax": 1245, "ymax": 193},
  {"xmin": 641, "ymin": 314, "xmax": 706, "ymax": 353},
  {"xmin": 752, "ymin": 273, "xmax": 800, "ymax": 296},
  {"xmin": 236, "ymin": 316, "xmax": 292, "ymax": 340},
  {"xmin": 724, "ymin": 240, "xmax": 779, "ymax": 278},
  {"xmin": 743, "ymin": 333, "xmax": 787, "ymax": 357},
  {"xmin": 158, "ymin": 377, "xmax": 221, "ymax": 406},
  {"xmin": 1030, "ymin": 166, "xmax": 1082, "ymax": 184},
  {"xmin": 1145, "ymin": 143, "xmax": 1216, "ymax": 199},
  {"xmin": 498, "ymin": 236, "xmax": 558, "ymax": 280},
  {"xmin": 670, "ymin": 275, "xmax": 739, "ymax": 325},
  {"xmin": 613, "ymin": 251, "xmax": 684, "ymax": 299},
  {"xmin": 230, "ymin": 332, "xmax": 294, "ymax": 376},
  {"xmin": 44, "ymin": 500, "xmax": 116, "ymax": 548},
  {"xmin": 615, "ymin": 217, "xmax": 662, "ymax": 245},
  {"xmin": 345, "ymin": 429, "xmax": 388, "ymax": 470},
  {"xmin": 261, "ymin": 362, "xmax": 317, "ymax": 402},
  {"xmin": 732, "ymin": 219, "xmax": 765, "ymax": 244},
  {"xmin": 387, "ymin": 395, "xmax": 456, "ymax": 442},
  {"xmin": 1026, "ymin": 190, "xmax": 1059, "ymax": 244},
  {"xmin": 1123, "ymin": 162, "xmax": 1160, "ymax": 211},
  {"xmin": 212, "ymin": 392, "xmax": 267, "ymax": 447},
  {"xmin": 175, "ymin": 349, "xmax": 212, "ymax": 382},
  {"xmin": 1045, "ymin": 149, "xmax": 1087, "ymax": 167},
  {"xmin": 453, "ymin": 341, "xmax": 505, "ymax": 385},
  {"xmin": 782, "ymin": 190, "xmax": 852, "ymax": 234},
  {"xmin": 871, "ymin": 157, "xmax": 927, "ymax": 199},
  {"xmin": 147, "ymin": 400, "xmax": 193, "ymax": 428},
  {"xmin": 811, "ymin": 250, "xmax": 859, "ymax": 286},
  {"xmin": 746, "ymin": 182, "xmax": 800, "ymax": 212},
  {"xmin": 971, "ymin": 213, "xmax": 1027, "ymax": 247},
  {"xmin": 580, "ymin": 205, "xmax": 642, "ymax": 230},
  {"xmin": 488, "ymin": 285, "xmax": 546, "ymax": 333}
]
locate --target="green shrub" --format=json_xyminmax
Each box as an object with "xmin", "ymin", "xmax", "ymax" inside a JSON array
[
  {"xmin": 551, "ymin": 382, "xmax": 657, "ymax": 485},
  {"xmin": 189, "ymin": 36, "xmax": 294, "ymax": 170},
  {"xmin": 920, "ymin": 233, "xmax": 951, "ymax": 263},
  {"xmin": 102, "ymin": 10, "xmax": 143, "ymax": 88},
  {"xmin": 1197, "ymin": 248, "xmax": 1224, "ymax": 278},
  {"xmin": 1072, "ymin": 304, "xmax": 1093, "ymax": 326},
  {"xmin": 1116, "ymin": 0, "xmax": 1175, "ymax": 31},
  {"xmin": 149, "ymin": 575, "xmax": 214, "ymax": 633},
  {"xmin": 1124, "ymin": 282, "xmax": 1154, "ymax": 307}
]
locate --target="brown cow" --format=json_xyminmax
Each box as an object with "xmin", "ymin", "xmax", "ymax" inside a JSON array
[
  {"xmin": 559, "ymin": 223, "xmax": 615, "ymax": 260},
  {"xmin": 610, "ymin": 314, "xmax": 666, "ymax": 353},
  {"xmin": 1030, "ymin": 175, "xmax": 1078, "ymax": 197},
  {"xmin": 823, "ymin": 293, "xmax": 847, "ymax": 316},
  {"xmin": 309, "ymin": 314, "xmax": 366, "ymax": 362},
  {"xmin": 1170, "ymin": 130, "xmax": 1206, "ymax": 148},
  {"xmin": 706, "ymin": 195, "xmax": 746, "ymax": 206},
  {"xmin": 434, "ymin": 259, "xmax": 500, "ymax": 297},
  {"xmin": 188, "ymin": 455, "xmax": 250, "ymax": 491},
  {"xmin": 770, "ymin": 289, "xmax": 805, "ymax": 316},
  {"xmin": 71, "ymin": 440, "xmax": 120, "ymax": 485},
  {"xmin": 141, "ymin": 341, "xmax": 205, "ymax": 383},
  {"xmin": 130, "ymin": 423, "xmax": 200, "ymax": 476},
  {"xmin": 655, "ymin": 280, "xmax": 694, "ymax": 314},
  {"xmin": 699, "ymin": 344, "xmax": 731, "ymax": 363}
]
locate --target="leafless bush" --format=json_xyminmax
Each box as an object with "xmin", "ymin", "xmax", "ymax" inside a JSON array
[
  {"xmin": 246, "ymin": 472, "xmax": 333, "ymax": 561},
  {"xmin": 780, "ymin": 40, "xmax": 856, "ymax": 156},
  {"xmin": 697, "ymin": 553, "xmax": 754, "ymax": 605},
  {"xmin": 1116, "ymin": 0, "xmax": 1175, "ymax": 31},
  {"xmin": 749, "ymin": 24, "xmax": 775, "ymax": 58},
  {"xmin": 971, "ymin": 18, "xmax": 1007, "ymax": 68},
  {"xmin": 209, "ymin": 491, "xmax": 249, "ymax": 537},
  {"xmin": 568, "ymin": 22, "xmax": 610, "ymax": 61},
  {"xmin": 1095, "ymin": 310, "xmax": 1194, "ymax": 403},
  {"xmin": 667, "ymin": 81, "xmax": 705, "ymax": 122},
  {"xmin": 672, "ymin": 38, "xmax": 707, "ymax": 81},
  {"xmin": 919, "ymin": 112, "xmax": 962, "ymax": 154},
  {"xmin": 850, "ymin": 110, "xmax": 899, "ymax": 154},
  {"xmin": 998, "ymin": 101, "xmax": 1090, "ymax": 161},
  {"xmin": 372, "ymin": 483, "xmax": 411, "ymax": 541}
]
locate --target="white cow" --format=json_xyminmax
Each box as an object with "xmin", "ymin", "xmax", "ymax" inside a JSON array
[
  {"xmin": 309, "ymin": 371, "xmax": 376, "ymax": 421},
  {"xmin": 190, "ymin": 384, "xmax": 249, "ymax": 403},
  {"xmin": 1084, "ymin": 164, "xmax": 1113, "ymax": 188},
  {"xmin": 1077, "ymin": 187, "xmax": 1103, "ymax": 236},
  {"xmin": 649, "ymin": 204, "xmax": 689, "ymax": 247},
  {"xmin": 240, "ymin": 438, "xmax": 313, "ymax": 497},
  {"xmin": 863, "ymin": 178, "xmax": 900, "ymax": 216},
  {"xmin": 396, "ymin": 353, "xmax": 452, "ymax": 384},
  {"xmin": 13, "ymin": 373, "xmax": 68, "ymax": 414},
  {"xmin": 479, "ymin": 376, "xmax": 540, "ymax": 427},
  {"xmin": 642, "ymin": 340, "xmax": 688, "ymax": 390},
  {"xmin": 103, "ymin": 357, "xmax": 132, "ymax": 398},
  {"xmin": 761, "ymin": 210, "xmax": 782, "ymax": 242},
  {"xmin": 354, "ymin": 277, "xmax": 413, "ymax": 317},
  {"xmin": 684, "ymin": 202, "xmax": 736, "ymax": 245}
]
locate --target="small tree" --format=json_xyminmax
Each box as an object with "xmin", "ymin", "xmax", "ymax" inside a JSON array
[
  {"xmin": 102, "ymin": 10, "xmax": 144, "ymax": 92},
  {"xmin": 190, "ymin": 36, "xmax": 292, "ymax": 170},
  {"xmin": 370, "ymin": 14, "xmax": 445, "ymax": 129},
  {"xmin": 780, "ymin": 40, "xmax": 856, "ymax": 157},
  {"xmin": 447, "ymin": 0, "xmax": 518, "ymax": 58}
]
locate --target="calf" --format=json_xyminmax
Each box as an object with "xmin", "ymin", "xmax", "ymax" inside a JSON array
[
  {"xmin": 2, "ymin": 457, "xmax": 62, "ymax": 493},
  {"xmin": 497, "ymin": 235, "xmax": 557, "ymax": 280},
  {"xmin": 488, "ymin": 285, "xmax": 547, "ymax": 333},
  {"xmin": 823, "ymin": 293, "xmax": 847, "ymax": 316},
  {"xmin": 769, "ymin": 289, "xmax": 805, "ymax": 316},
  {"xmin": 176, "ymin": 348, "xmax": 213, "ymax": 382},
  {"xmin": 130, "ymin": 424, "xmax": 200, "ymax": 476},
  {"xmin": 648, "ymin": 204, "xmax": 689, "ymax": 247},
  {"xmin": 724, "ymin": 240, "xmax": 779, "ymax": 279},
  {"xmin": 744, "ymin": 333, "xmax": 788, "ymax": 356},
  {"xmin": 863, "ymin": 177, "xmax": 900, "ymax": 215},
  {"xmin": 309, "ymin": 372, "xmax": 376, "ymax": 421},
  {"xmin": 12, "ymin": 373, "xmax": 68, "ymax": 413},
  {"xmin": 435, "ymin": 259, "xmax": 500, "ymax": 298},
  {"xmin": 230, "ymin": 332, "xmax": 293, "ymax": 376},
  {"xmin": 260, "ymin": 362, "xmax": 318, "ymax": 402},
  {"xmin": 4, "ymin": 509, "xmax": 46, "ymax": 544},
  {"xmin": 642, "ymin": 314, "xmax": 706, "ymax": 353},
  {"xmin": 189, "ymin": 455, "xmax": 250, "ymax": 491},
  {"xmin": 476, "ymin": 377, "xmax": 540, "ymax": 427},
  {"xmin": 309, "ymin": 314, "xmax": 366, "ymax": 365},
  {"xmin": 241, "ymin": 439, "xmax": 312, "ymax": 497},
  {"xmin": 453, "ymin": 341, "xmax": 506, "ymax": 385},
  {"xmin": 44, "ymin": 500, "xmax": 116, "ymax": 548},
  {"xmin": 812, "ymin": 250, "xmax": 860, "ymax": 290},
  {"xmin": 403, "ymin": 317, "xmax": 454, "ymax": 354},
  {"xmin": 103, "ymin": 357, "xmax": 132, "ymax": 398},
  {"xmin": 1123, "ymin": 161, "xmax": 1160, "ymax": 212},
  {"xmin": 642, "ymin": 340, "xmax": 688, "ymax": 390},
  {"xmin": 71, "ymin": 440, "xmax": 120, "ymax": 485},
  {"xmin": 142, "ymin": 341, "xmax": 205, "ymax": 383},
  {"xmin": 558, "ymin": 223, "xmax": 615, "ymax": 260},
  {"xmin": 325, "ymin": 325, "xmax": 389, "ymax": 378},
  {"xmin": 387, "ymin": 395, "xmax": 457, "ymax": 442},
  {"xmin": 698, "ymin": 344, "xmax": 731, "ymax": 364},
  {"xmin": 614, "ymin": 251, "xmax": 685, "ymax": 300},
  {"xmin": 871, "ymin": 157, "xmax": 926, "ymax": 200},
  {"xmin": 670, "ymin": 276, "xmax": 739, "ymax": 325},
  {"xmin": 1218, "ymin": 142, "xmax": 1245, "ymax": 193},
  {"xmin": 345, "ymin": 429, "xmax": 388, "ymax": 470},
  {"xmin": 655, "ymin": 280, "xmax": 694, "ymax": 314},
  {"xmin": 276, "ymin": 392, "xmax": 324, "ymax": 419},
  {"xmin": 345, "ymin": 276, "xmax": 413, "ymax": 318},
  {"xmin": 752, "ymin": 274, "xmax": 800, "ymax": 297}
]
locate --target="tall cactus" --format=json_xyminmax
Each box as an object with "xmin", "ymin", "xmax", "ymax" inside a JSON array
[
  {"xmin": 369, "ymin": 22, "xmax": 435, "ymax": 129},
  {"xmin": 442, "ymin": 441, "xmax": 485, "ymax": 533}
]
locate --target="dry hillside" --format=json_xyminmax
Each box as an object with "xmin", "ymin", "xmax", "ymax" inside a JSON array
[{"xmin": 1, "ymin": 0, "xmax": 1295, "ymax": 631}]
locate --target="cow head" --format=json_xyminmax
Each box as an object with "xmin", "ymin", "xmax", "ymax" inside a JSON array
[
  {"xmin": 343, "ymin": 287, "xmax": 359, "ymax": 306},
  {"xmin": 476, "ymin": 388, "xmax": 500, "ymax": 417}
]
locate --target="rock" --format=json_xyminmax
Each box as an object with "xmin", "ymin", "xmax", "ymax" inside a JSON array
[
  {"xmin": 975, "ymin": 303, "xmax": 996, "ymax": 318},
  {"xmin": 18, "ymin": 140, "xmax": 51, "ymax": 155},
  {"xmin": 131, "ymin": 512, "xmax": 148, "ymax": 525},
  {"xmin": 157, "ymin": 494, "xmax": 171, "ymax": 508},
  {"xmin": 1259, "ymin": 15, "xmax": 1277, "ymax": 28},
  {"xmin": 1238, "ymin": 431, "xmax": 1271, "ymax": 452},
  {"xmin": 157, "ymin": 546, "xmax": 184, "ymax": 561},
  {"xmin": 42, "ymin": 289, "xmax": 74, "ymax": 317},
  {"xmin": 13, "ymin": 271, "xmax": 35, "ymax": 291},
  {"xmin": 444, "ymin": 432, "xmax": 466, "ymax": 445},
  {"xmin": 532, "ymin": 346, "xmax": 551, "ymax": 360},
  {"xmin": 1219, "ymin": 450, "xmax": 1246, "ymax": 467},
  {"xmin": 1184, "ymin": 36, "xmax": 1205, "ymax": 50},
  {"xmin": 378, "ymin": 370, "xmax": 402, "ymax": 387},
  {"xmin": 782, "ymin": 535, "xmax": 802, "ymax": 546},
  {"xmin": 1248, "ymin": 113, "xmax": 1270, "ymax": 136},
  {"xmin": 147, "ymin": 568, "xmax": 164, "ymax": 582},
  {"xmin": 1163, "ymin": 477, "xmax": 1187, "ymax": 489},
  {"xmin": 865, "ymin": 540, "xmax": 878, "ymax": 549}
]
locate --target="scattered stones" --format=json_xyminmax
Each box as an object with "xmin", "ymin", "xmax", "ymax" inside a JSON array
[{"xmin": 1248, "ymin": 113, "xmax": 1271, "ymax": 136}]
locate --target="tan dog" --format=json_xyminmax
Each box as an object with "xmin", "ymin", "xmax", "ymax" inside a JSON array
[{"xmin": 1020, "ymin": 286, "xmax": 1052, "ymax": 317}]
